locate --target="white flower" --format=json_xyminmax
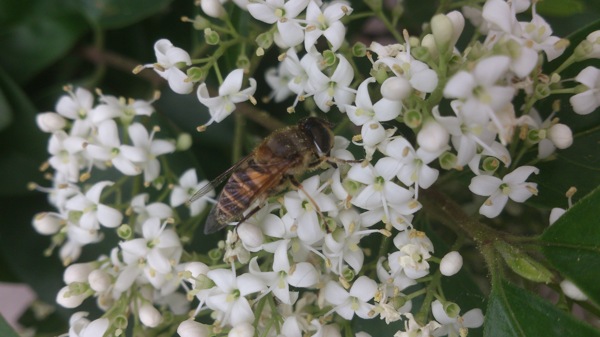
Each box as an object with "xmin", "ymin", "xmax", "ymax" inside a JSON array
[
  {"xmin": 265, "ymin": 61, "xmax": 294, "ymax": 103},
  {"xmin": 444, "ymin": 56, "xmax": 514, "ymax": 117},
  {"xmin": 67, "ymin": 312, "xmax": 109, "ymax": 337},
  {"xmin": 247, "ymin": 0, "xmax": 309, "ymax": 48},
  {"xmin": 469, "ymin": 165, "xmax": 539, "ymax": 218},
  {"xmin": 249, "ymin": 242, "xmax": 318, "ymax": 304},
  {"xmin": 345, "ymin": 77, "xmax": 402, "ymax": 146},
  {"xmin": 324, "ymin": 276, "xmax": 377, "ymax": 320},
  {"xmin": 91, "ymin": 93, "xmax": 154, "ymax": 124},
  {"xmin": 130, "ymin": 193, "xmax": 173, "ymax": 228},
  {"xmin": 584, "ymin": 30, "xmax": 600, "ymax": 59},
  {"xmin": 570, "ymin": 66, "xmax": 600, "ymax": 115},
  {"xmin": 431, "ymin": 300, "xmax": 484, "ymax": 337},
  {"xmin": 519, "ymin": 8, "xmax": 565, "ymax": 61},
  {"xmin": 197, "ymin": 69, "xmax": 257, "ymax": 125},
  {"xmin": 147, "ymin": 39, "xmax": 193, "ymax": 94},
  {"xmin": 55, "ymin": 87, "xmax": 96, "ymax": 137},
  {"xmin": 307, "ymin": 54, "xmax": 355, "ymax": 112},
  {"xmin": 200, "ymin": 0, "xmax": 226, "ymax": 18},
  {"xmin": 48, "ymin": 131, "xmax": 86, "ymax": 182},
  {"xmin": 388, "ymin": 229, "xmax": 434, "ymax": 279},
  {"xmin": 126, "ymin": 123, "xmax": 175, "ymax": 183},
  {"xmin": 120, "ymin": 218, "xmax": 182, "ymax": 275},
  {"xmin": 376, "ymin": 256, "xmax": 416, "ymax": 292},
  {"xmin": 284, "ymin": 175, "xmax": 336, "ymax": 244},
  {"xmin": 228, "ymin": 322, "xmax": 255, "ymax": 337},
  {"xmin": 65, "ymin": 181, "xmax": 123, "ymax": 229},
  {"xmin": 383, "ymin": 137, "xmax": 441, "ymax": 195},
  {"xmin": 85, "ymin": 120, "xmax": 145, "ymax": 176},
  {"xmin": 205, "ymin": 268, "xmax": 266, "ymax": 326},
  {"xmin": 170, "ymin": 169, "xmax": 214, "ymax": 216},
  {"xmin": 374, "ymin": 51, "xmax": 438, "ymax": 96},
  {"xmin": 416, "ymin": 120, "xmax": 449, "ymax": 153},
  {"xmin": 304, "ymin": 1, "xmax": 352, "ymax": 52},
  {"xmin": 394, "ymin": 313, "xmax": 440, "ymax": 337}
]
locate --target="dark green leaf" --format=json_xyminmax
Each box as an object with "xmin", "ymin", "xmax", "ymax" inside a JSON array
[
  {"xmin": 0, "ymin": 315, "xmax": 20, "ymax": 337},
  {"xmin": 484, "ymin": 281, "xmax": 600, "ymax": 337},
  {"xmin": 537, "ymin": 0, "xmax": 585, "ymax": 17},
  {"xmin": 540, "ymin": 186, "xmax": 600, "ymax": 306},
  {"xmin": 78, "ymin": 0, "xmax": 173, "ymax": 29},
  {"xmin": 0, "ymin": 0, "xmax": 88, "ymax": 83},
  {"xmin": 0, "ymin": 67, "xmax": 47, "ymax": 197},
  {"xmin": 0, "ymin": 85, "xmax": 13, "ymax": 131}
]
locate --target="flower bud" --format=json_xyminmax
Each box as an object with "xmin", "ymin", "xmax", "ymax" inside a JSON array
[
  {"xmin": 237, "ymin": 223, "xmax": 264, "ymax": 250},
  {"xmin": 200, "ymin": 0, "xmax": 225, "ymax": 18},
  {"xmin": 56, "ymin": 286, "xmax": 88, "ymax": 308},
  {"xmin": 420, "ymin": 34, "xmax": 438, "ymax": 60},
  {"xmin": 176, "ymin": 132, "xmax": 193, "ymax": 151},
  {"xmin": 431, "ymin": 14, "xmax": 454, "ymax": 54},
  {"xmin": 36, "ymin": 112, "xmax": 66, "ymax": 132},
  {"xmin": 560, "ymin": 280, "xmax": 588, "ymax": 301},
  {"xmin": 178, "ymin": 320, "xmax": 210, "ymax": 337},
  {"xmin": 33, "ymin": 212, "xmax": 63, "ymax": 235},
  {"xmin": 440, "ymin": 251, "xmax": 463, "ymax": 276},
  {"xmin": 548, "ymin": 123, "xmax": 573, "ymax": 149},
  {"xmin": 381, "ymin": 77, "xmax": 412, "ymax": 101},
  {"xmin": 88, "ymin": 269, "xmax": 111, "ymax": 292},
  {"xmin": 139, "ymin": 303, "xmax": 162, "ymax": 328},
  {"xmin": 64, "ymin": 262, "xmax": 96, "ymax": 284},
  {"xmin": 417, "ymin": 120, "xmax": 449, "ymax": 153},
  {"xmin": 228, "ymin": 322, "xmax": 255, "ymax": 337}
]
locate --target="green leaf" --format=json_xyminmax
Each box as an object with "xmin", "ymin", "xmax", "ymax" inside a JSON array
[
  {"xmin": 0, "ymin": 315, "xmax": 20, "ymax": 337},
  {"xmin": 78, "ymin": 0, "xmax": 173, "ymax": 29},
  {"xmin": 0, "ymin": 66, "xmax": 48, "ymax": 197},
  {"xmin": 537, "ymin": 0, "xmax": 585, "ymax": 17},
  {"xmin": 0, "ymin": 0, "xmax": 88, "ymax": 83},
  {"xmin": 0, "ymin": 85, "xmax": 13, "ymax": 131},
  {"xmin": 484, "ymin": 281, "xmax": 600, "ymax": 337},
  {"xmin": 540, "ymin": 186, "xmax": 600, "ymax": 306}
]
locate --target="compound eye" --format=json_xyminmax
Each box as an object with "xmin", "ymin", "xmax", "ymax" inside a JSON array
[{"xmin": 301, "ymin": 117, "xmax": 334, "ymax": 155}]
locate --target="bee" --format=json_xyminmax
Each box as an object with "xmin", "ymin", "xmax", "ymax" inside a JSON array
[{"xmin": 190, "ymin": 117, "xmax": 336, "ymax": 234}]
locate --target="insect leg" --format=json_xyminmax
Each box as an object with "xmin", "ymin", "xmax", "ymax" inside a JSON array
[{"xmin": 289, "ymin": 176, "xmax": 326, "ymax": 223}]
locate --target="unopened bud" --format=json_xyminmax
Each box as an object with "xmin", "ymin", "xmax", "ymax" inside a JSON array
[
  {"xmin": 200, "ymin": 0, "xmax": 225, "ymax": 18},
  {"xmin": 431, "ymin": 14, "xmax": 454, "ymax": 54},
  {"xmin": 176, "ymin": 132, "xmax": 193, "ymax": 151},
  {"xmin": 440, "ymin": 251, "xmax": 463, "ymax": 276},
  {"xmin": 139, "ymin": 303, "xmax": 162, "ymax": 328},
  {"xmin": 560, "ymin": 280, "xmax": 588, "ymax": 301},
  {"xmin": 56, "ymin": 286, "xmax": 88, "ymax": 308},
  {"xmin": 36, "ymin": 112, "xmax": 67, "ymax": 132},
  {"xmin": 33, "ymin": 212, "xmax": 63, "ymax": 235},
  {"xmin": 88, "ymin": 269, "xmax": 111, "ymax": 292},
  {"xmin": 417, "ymin": 120, "xmax": 449, "ymax": 152},
  {"xmin": 178, "ymin": 320, "xmax": 210, "ymax": 337},
  {"xmin": 381, "ymin": 76, "xmax": 412, "ymax": 101},
  {"xmin": 548, "ymin": 123, "xmax": 573, "ymax": 149},
  {"xmin": 64, "ymin": 262, "xmax": 96, "ymax": 284},
  {"xmin": 237, "ymin": 222, "xmax": 264, "ymax": 250}
]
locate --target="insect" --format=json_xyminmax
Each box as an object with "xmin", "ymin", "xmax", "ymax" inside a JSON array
[{"xmin": 190, "ymin": 117, "xmax": 336, "ymax": 234}]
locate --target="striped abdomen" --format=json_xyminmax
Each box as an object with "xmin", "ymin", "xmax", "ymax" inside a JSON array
[{"xmin": 214, "ymin": 159, "xmax": 288, "ymax": 224}]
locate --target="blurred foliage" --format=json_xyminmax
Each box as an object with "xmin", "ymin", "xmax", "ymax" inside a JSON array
[{"xmin": 1, "ymin": 0, "xmax": 600, "ymax": 336}]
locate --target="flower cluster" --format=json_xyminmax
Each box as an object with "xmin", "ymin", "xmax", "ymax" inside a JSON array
[{"xmin": 32, "ymin": 0, "xmax": 600, "ymax": 336}]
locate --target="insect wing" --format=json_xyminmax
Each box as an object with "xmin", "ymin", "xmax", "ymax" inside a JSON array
[
  {"xmin": 189, "ymin": 154, "xmax": 254, "ymax": 203},
  {"xmin": 203, "ymin": 159, "xmax": 293, "ymax": 234}
]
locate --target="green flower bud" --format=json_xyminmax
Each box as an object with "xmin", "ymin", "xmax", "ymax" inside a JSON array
[
  {"xmin": 176, "ymin": 132, "xmax": 193, "ymax": 151},
  {"xmin": 439, "ymin": 151, "xmax": 457, "ymax": 170},
  {"xmin": 431, "ymin": 14, "xmax": 453, "ymax": 54}
]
